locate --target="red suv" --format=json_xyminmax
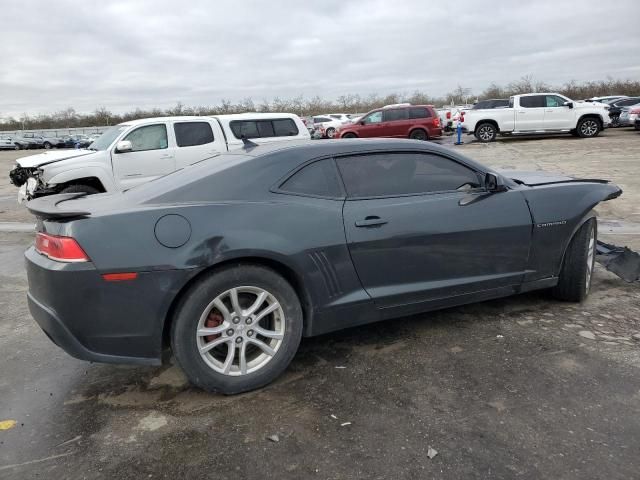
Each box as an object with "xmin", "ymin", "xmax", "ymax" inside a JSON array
[{"xmin": 335, "ymin": 104, "xmax": 442, "ymax": 140}]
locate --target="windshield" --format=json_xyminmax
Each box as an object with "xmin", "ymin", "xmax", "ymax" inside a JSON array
[{"xmin": 88, "ymin": 125, "xmax": 128, "ymax": 151}]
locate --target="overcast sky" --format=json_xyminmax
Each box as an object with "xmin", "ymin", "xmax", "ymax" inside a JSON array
[{"xmin": 1, "ymin": 0, "xmax": 639, "ymax": 117}]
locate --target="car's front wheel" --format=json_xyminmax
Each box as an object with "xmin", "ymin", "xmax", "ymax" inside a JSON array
[
  {"xmin": 325, "ymin": 127, "xmax": 336, "ymax": 138},
  {"xmin": 552, "ymin": 218, "xmax": 596, "ymax": 302},
  {"xmin": 44, "ymin": 142, "xmax": 52, "ymax": 149},
  {"xmin": 171, "ymin": 264, "xmax": 303, "ymax": 394},
  {"xmin": 475, "ymin": 123, "xmax": 497, "ymax": 142},
  {"xmin": 577, "ymin": 117, "xmax": 601, "ymax": 138},
  {"xmin": 14, "ymin": 143, "xmax": 21, "ymax": 150}
]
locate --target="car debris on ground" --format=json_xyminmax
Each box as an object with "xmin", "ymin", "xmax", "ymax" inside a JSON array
[{"xmin": 596, "ymin": 241, "xmax": 640, "ymax": 282}]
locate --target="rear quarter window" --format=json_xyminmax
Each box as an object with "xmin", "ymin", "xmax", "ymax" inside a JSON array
[
  {"xmin": 279, "ymin": 159, "xmax": 343, "ymax": 198},
  {"xmin": 409, "ymin": 107, "xmax": 430, "ymax": 118}
]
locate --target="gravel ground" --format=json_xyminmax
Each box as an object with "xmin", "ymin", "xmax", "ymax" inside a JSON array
[{"xmin": 1, "ymin": 128, "xmax": 639, "ymax": 479}]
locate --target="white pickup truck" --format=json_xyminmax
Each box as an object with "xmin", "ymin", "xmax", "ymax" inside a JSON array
[
  {"xmin": 462, "ymin": 93, "xmax": 610, "ymax": 142},
  {"xmin": 9, "ymin": 113, "xmax": 309, "ymax": 202}
]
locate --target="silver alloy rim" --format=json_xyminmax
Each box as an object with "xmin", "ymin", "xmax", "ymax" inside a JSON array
[
  {"xmin": 478, "ymin": 126, "xmax": 493, "ymax": 141},
  {"xmin": 327, "ymin": 128, "xmax": 335, "ymax": 138},
  {"xmin": 585, "ymin": 227, "xmax": 595, "ymax": 293},
  {"xmin": 196, "ymin": 286, "xmax": 285, "ymax": 376},
  {"xmin": 580, "ymin": 120, "xmax": 598, "ymax": 136}
]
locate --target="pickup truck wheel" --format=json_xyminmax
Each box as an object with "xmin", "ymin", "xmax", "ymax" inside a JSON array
[
  {"xmin": 171, "ymin": 264, "xmax": 303, "ymax": 394},
  {"xmin": 475, "ymin": 123, "xmax": 497, "ymax": 142},
  {"xmin": 577, "ymin": 118, "xmax": 600, "ymax": 138},
  {"xmin": 409, "ymin": 129, "xmax": 428, "ymax": 141},
  {"xmin": 60, "ymin": 184, "xmax": 100, "ymax": 195},
  {"xmin": 342, "ymin": 133, "xmax": 357, "ymax": 139},
  {"xmin": 552, "ymin": 218, "xmax": 596, "ymax": 302}
]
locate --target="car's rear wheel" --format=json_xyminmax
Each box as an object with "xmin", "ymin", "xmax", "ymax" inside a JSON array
[
  {"xmin": 14, "ymin": 144, "xmax": 21, "ymax": 150},
  {"xmin": 325, "ymin": 127, "xmax": 336, "ymax": 138},
  {"xmin": 171, "ymin": 265, "xmax": 303, "ymax": 394},
  {"xmin": 342, "ymin": 132, "xmax": 357, "ymax": 139},
  {"xmin": 577, "ymin": 117, "xmax": 600, "ymax": 138},
  {"xmin": 409, "ymin": 129, "xmax": 428, "ymax": 141},
  {"xmin": 44, "ymin": 142, "xmax": 52, "ymax": 149},
  {"xmin": 552, "ymin": 218, "xmax": 596, "ymax": 302},
  {"xmin": 60, "ymin": 184, "xmax": 100, "ymax": 195},
  {"xmin": 475, "ymin": 123, "xmax": 497, "ymax": 142}
]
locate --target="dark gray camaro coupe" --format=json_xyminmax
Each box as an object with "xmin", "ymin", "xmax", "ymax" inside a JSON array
[{"xmin": 25, "ymin": 139, "xmax": 621, "ymax": 393}]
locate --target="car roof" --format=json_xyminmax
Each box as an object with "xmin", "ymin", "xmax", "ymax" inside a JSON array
[{"xmin": 120, "ymin": 113, "xmax": 301, "ymax": 127}]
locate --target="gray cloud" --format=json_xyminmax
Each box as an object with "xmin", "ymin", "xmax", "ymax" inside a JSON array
[{"xmin": 1, "ymin": 0, "xmax": 638, "ymax": 117}]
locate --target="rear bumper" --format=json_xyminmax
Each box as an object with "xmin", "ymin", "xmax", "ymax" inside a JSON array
[
  {"xmin": 25, "ymin": 246, "xmax": 198, "ymax": 366},
  {"xmin": 28, "ymin": 291, "xmax": 159, "ymax": 365}
]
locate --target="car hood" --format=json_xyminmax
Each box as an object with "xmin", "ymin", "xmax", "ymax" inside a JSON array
[
  {"xmin": 497, "ymin": 170, "xmax": 607, "ymax": 186},
  {"xmin": 16, "ymin": 149, "xmax": 96, "ymax": 168}
]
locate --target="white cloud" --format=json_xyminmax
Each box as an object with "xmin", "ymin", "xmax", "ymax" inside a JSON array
[{"xmin": 0, "ymin": 0, "xmax": 638, "ymax": 117}]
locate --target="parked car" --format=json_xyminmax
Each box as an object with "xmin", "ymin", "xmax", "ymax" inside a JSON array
[
  {"xmin": 0, "ymin": 135, "xmax": 16, "ymax": 150},
  {"xmin": 42, "ymin": 135, "xmax": 67, "ymax": 149},
  {"xmin": 635, "ymin": 116, "xmax": 640, "ymax": 131},
  {"xmin": 336, "ymin": 104, "xmax": 442, "ymax": 140},
  {"xmin": 9, "ymin": 114, "xmax": 310, "ymax": 202},
  {"xmin": 607, "ymin": 97, "xmax": 640, "ymax": 125},
  {"xmin": 24, "ymin": 139, "xmax": 621, "ymax": 393},
  {"xmin": 617, "ymin": 105, "xmax": 640, "ymax": 127},
  {"xmin": 472, "ymin": 99, "xmax": 509, "ymax": 110},
  {"xmin": 12, "ymin": 135, "xmax": 40, "ymax": 150},
  {"xmin": 584, "ymin": 95, "xmax": 628, "ymax": 103},
  {"xmin": 312, "ymin": 116, "xmax": 343, "ymax": 138},
  {"xmin": 323, "ymin": 113, "xmax": 354, "ymax": 123},
  {"xmin": 462, "ymin": 93, "xmax": 610, "ymax": 142},
  {"xmin": 20, "ymin": 133, "xmax": 46, "ymax": 148}
]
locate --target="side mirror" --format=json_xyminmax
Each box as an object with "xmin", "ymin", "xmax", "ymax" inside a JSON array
[
  {"xmin": 359, "ymin": 121, "xmax": 365, "ymax": 126},
  {"xmin": 115, "ymin": 140, "xmax": 132, "ymax": 153},
  {"xmin": 485, "ymin": 172, "xmax": 507, "ymax": 193},
  {"xmin": 564, "ymin": 101, "xmax": 574, "ymax": 109}
]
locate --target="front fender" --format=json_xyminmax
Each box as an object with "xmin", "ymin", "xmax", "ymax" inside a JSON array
[
  {"xmin": 521, "ymin": 182, "xmax": 622, "ymax": 280},
  {"xmin": 44, "ymin": 165, "xmax": 116, "ymax": 191}
]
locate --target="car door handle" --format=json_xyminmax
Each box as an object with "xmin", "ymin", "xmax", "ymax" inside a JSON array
[
  {"xmin": 355, "ymin": 216, "xmax": 387, "ymax": 227},
  {"xmin": 517, "ymin": 111, "xmax": 526, "ymax": 114},
  {"xmin": 160, "ymin": 153, "xmax": 174, "ymax": 159}
]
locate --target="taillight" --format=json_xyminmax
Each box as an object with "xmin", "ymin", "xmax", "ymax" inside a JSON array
[
  {"xmin": 434, "ymin": 117, "xmax": 441, "ymax": 128},
  {"xmin": 460, "ymin": 112, "xmax": 465, "ymax": 122},
  {"xmin": 446, "ymin": 111, "xmax": 451, "ymax": 119},
  {"xmin": 35, "ymin": 232, "xmax": 89, "ymax": 262}
]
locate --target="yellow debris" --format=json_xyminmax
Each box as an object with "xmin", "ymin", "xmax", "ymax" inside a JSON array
[{"xmin": 0, "ymin": 420, "xmax": 17, "ymax": 430}]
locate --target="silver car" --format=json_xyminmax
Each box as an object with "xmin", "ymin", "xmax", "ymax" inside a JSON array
[{"xmin": 618, "ymin": 103, "xmax": 640, "ymax": 127}]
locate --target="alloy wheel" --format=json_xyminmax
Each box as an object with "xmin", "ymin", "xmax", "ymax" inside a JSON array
[
  {"xmin": 478, "ymin": 125, "xmax": 494, "ymax": 141},
  {"xmin": 580, "ymin": 120, "xmax": 598, "ymax": 137},
  {"xmin": 196, "ymin": 286, "xmax": 285, "ymax": 376}
]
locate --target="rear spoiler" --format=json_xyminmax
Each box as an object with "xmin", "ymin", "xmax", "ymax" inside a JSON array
[{"xmin": 26, "ymin": 193, "xmax": 91, "ymax": 219}]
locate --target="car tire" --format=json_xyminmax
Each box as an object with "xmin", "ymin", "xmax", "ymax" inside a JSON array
[
  {"xmin": 475, "ymin": 123, "xmax": 497, "ymax": 142},
  {"xmin": 577, "ymin": 117, "xmax": 601, "ymax": 138},
  {"xmin": 325, "ymin": 127, "xmax": 336, "ymax": 139},
  {"xmin": 14, "ymin": 144, "xmax": 20, "ymax": 150},
  {"xmin": 60, "ymin": 184, "xmax": 100, "ymax": 195},
  {"xmin": 409, "ymin": 129, "xmax": 428, "ymax": 141},
  {"xmin": 44, "ymin": 142, "xmax": 52, "ymax": 149},
  {"xmin": 171, "ymin": 264, "xmax": 303, "ymax": 394},
  {"xmin": 552, "ymin": 218, "xmax": 596, "ymax": 302},
  {"xmin": 342, "ymin": 133, "xmax": 357, "ymax": 139}
]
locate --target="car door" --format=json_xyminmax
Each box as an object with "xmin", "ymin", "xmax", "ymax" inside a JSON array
[
  {"xmin": 111, "ymin": 123, "xmax": 176, "ymax": 189},
  {"xmin": 515, "ymin": 95, "xmax": 546, "ymax": 131},
  {"xmin": 357, "ymin": 111, "xmax": 385, "ymax": 138},
  {"xmin": 382, "ymin": 108, "xmax": 409, "ymax": 137},
  {"xmin": 543, "ymin": 95, "xmax": 573, "ymax": 130},
  {"xmin": 338, "ymin": 151, "xmax": 532, "ymax": 312},
  {"xmin": 172, "ymin": 120, "xmax": 222, "ymax": 169}
]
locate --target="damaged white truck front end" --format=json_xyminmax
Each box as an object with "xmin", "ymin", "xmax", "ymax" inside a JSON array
[{"xmin": 9, "ymin": 149, "xmax": 107, "ymax": 203}]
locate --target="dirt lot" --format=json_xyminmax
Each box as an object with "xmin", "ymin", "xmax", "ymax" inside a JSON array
[{"xmin": 1, "ymin": 129, "xmax": 639, "ymax": 479}]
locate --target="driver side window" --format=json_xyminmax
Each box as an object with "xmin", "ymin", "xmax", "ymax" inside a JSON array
[
  {"xmin": 545, "ymin": 95, "xmax": 566, "ymax": 108},
  {"xmin": 363, "ymin": 111, "xmax": 383, "ymax": 124},
  {"xmin": 123, "ymin": 124, "xmax": 168, "ymax": 152}
]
